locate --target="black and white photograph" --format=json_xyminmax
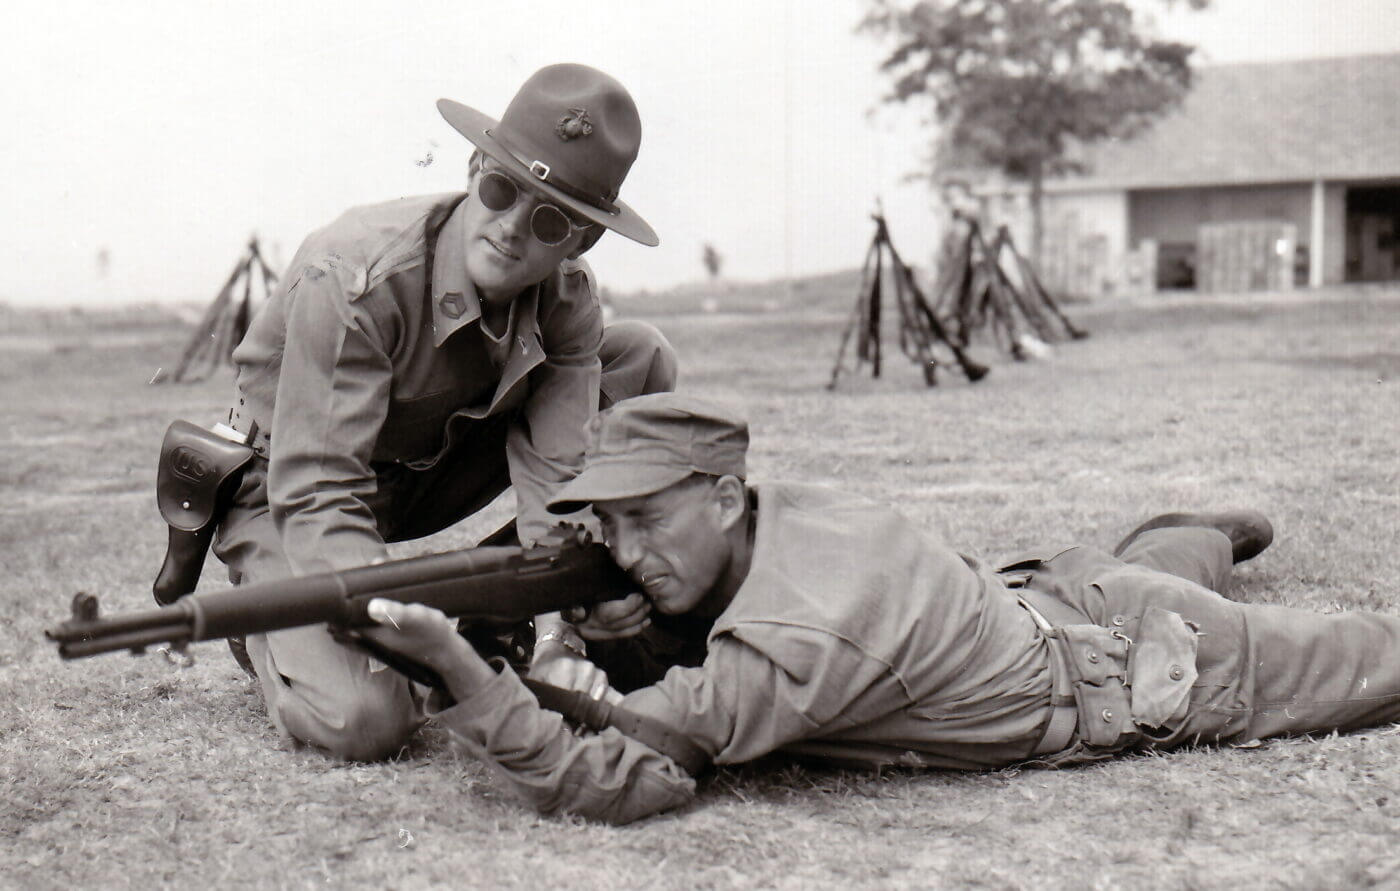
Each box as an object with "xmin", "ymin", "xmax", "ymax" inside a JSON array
[{"xmin": 4, "ymin": 1, "xmax": 1399, "ymax": 887}]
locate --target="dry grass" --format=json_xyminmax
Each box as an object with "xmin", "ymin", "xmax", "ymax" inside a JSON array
[{"xmin": 2, "ymin": 282, "xmax": 1399, "ymax": 890}]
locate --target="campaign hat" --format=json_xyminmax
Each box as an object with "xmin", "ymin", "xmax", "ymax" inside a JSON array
[
  {"xmin": 548, "ymin": 393, "xmax": 749, "ymax": 513},
  {"xmin": 437, "ymin": 64, "xmax": 657, "ymax": 246}
]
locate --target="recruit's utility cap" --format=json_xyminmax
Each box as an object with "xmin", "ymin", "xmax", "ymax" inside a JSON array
[
  {"xmin": 437, "ymin": 63, "xmax": 657, "ymax": 246},
  {"xmin": 548, "ymin": 393, "xmax": 749, "ymax": 513}
]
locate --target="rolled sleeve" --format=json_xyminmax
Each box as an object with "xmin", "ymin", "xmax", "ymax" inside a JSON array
[
  {"xmin": 507, "ymin": 265, "xmax": 603, "ymax": 544},
  {"xmin": 267, "ymin": 263, "xmax": 396, "ymax": 574}
]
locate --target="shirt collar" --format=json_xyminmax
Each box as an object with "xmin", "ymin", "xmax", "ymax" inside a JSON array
[
  {"xmin": 430, "ymin": 197, "xmax": 482, "ymax": 347},
  {"xmin": 429, "ymin": 193, "xmax": 548, "ymax": 350}
]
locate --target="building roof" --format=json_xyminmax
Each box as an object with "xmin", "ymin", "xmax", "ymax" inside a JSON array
[{"xmin": 1045, "ymin": 52, "xmax": 1400, "ymax": 193}]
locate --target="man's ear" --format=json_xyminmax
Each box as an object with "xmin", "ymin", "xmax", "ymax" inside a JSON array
[
  {"xmin": 568, "ymin": 226, "xmax": 605, "ymax": 259},
  {"xmin": 713, "ymin": 475, "xmax": 747, "ymax": 532}
]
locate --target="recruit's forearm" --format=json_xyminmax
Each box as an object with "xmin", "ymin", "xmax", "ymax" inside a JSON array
[{"xmin": 436, "ymin": 669, "xmax": 697, "ymax": 824}]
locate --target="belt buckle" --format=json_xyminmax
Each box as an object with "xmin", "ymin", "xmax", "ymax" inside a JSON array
[{"xmin": 1002, "ymin": 569, "xmax": 1034, "ymax": 589}]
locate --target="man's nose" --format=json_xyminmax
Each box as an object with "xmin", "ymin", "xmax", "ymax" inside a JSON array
[
  {"xmin": 496, "ymin": 197, "xmax": 533, "ymax": 239},
  {"xmin": 608, "ymin": 531, "xmax": 643, "ymax": 574}
]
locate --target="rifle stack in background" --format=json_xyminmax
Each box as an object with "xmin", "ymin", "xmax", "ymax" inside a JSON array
[
  {"xmin": 163, "ymin": 237, "xmax": 279, "ymax": 384},
  {"xmin": 828, "ymin": 213, "xmax": 990, "ymax": 389},
  {"xmin": 934, "ymin": 211, "xmax": 1089, "ymax": 361}
]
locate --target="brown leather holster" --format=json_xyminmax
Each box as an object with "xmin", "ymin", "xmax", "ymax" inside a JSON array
[{"xmin": 152, "ymin": 420, "xmax": 255, "ymax": 605}]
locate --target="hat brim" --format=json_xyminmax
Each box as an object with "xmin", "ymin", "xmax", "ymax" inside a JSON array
[
  {"xmin": 547, "ymin": 461, "xmax": 693, "ymax": 515},
  {"xmin": 437, "ymin": 98, "xmax": 658, "ymax": 247}
]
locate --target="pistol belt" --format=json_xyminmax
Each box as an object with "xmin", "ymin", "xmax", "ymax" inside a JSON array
[{"xmin": 1013, "ymin": 587, "xmax": 1085, "ymax": 757}]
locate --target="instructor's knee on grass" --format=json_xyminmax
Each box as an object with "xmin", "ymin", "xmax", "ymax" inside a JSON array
[
  {"xmin": 270, "ymin": 678, "xmax": 423, "ymax": 762},
  {"xmin": 600, "ymin": 320, "xmax": 678, "ymax": 407},
  {"xmin": 250, "ymin": 632, "xmax": 423, "ymax": 761}
]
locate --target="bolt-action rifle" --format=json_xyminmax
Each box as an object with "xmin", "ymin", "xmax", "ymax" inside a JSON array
[
  {"xmin": 44, "ymin": 523, "xmax": 711, "ymax": 774},
  {"xmin": 47, "ymin": 523, "xmax": 625, "ymax": 660}
]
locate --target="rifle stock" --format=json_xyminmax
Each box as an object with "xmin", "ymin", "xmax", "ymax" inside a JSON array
[{"xmin": 47, "ymin": 524, "xmax": 631, "ymax": 660}]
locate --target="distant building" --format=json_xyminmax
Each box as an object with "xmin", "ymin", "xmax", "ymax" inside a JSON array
[{"xmin": 975, "ymin": 53, "xmax": 1400, "ymax": 296}]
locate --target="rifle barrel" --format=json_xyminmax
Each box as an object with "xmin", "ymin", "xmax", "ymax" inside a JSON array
[
  {"xmin": 57, "ymin": 623, "xmax": 194, "ymax": 659},
  {"xmin": 45, "ymin": 532, "xmax": 632, "ymax": 660}
]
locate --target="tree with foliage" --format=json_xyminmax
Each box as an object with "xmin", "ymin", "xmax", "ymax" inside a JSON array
[{"xmin": 861, "ymin": 0, "xmax": 1206, "ymax": 263}]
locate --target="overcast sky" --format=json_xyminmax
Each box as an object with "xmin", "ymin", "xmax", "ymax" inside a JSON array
[{"xmin": 5, "ymin": 0, "xmax": 1399, "ymax": 307}]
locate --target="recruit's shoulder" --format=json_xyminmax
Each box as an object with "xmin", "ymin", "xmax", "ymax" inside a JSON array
[
  {"xmin": 291, "ymin": 192, "xmax": 465, "ymax": 297},
  {"xmin": 716, "ymin": 480, "xmax": 955, "ymax": 638},
  {"xmin": 749, "ymin": 480, "xmax": 919, "ymax": 571},
  {"xmin": 753, "ymin": 480, "xmax": 905, "ymax": 535},
  {"xmin": 725, "ymin": 481, "xmax": 904, "ymax": 610}
]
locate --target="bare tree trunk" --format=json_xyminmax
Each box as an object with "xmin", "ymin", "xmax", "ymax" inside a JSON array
[{"xmin": 1029, "ymin": 158, "xmax": 1045, "ymax": 268}]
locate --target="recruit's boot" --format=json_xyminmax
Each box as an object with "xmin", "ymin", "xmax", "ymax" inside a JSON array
[{"xmin": 1113, "ymin": 510, "xmax": 1274, "ymax": 564}]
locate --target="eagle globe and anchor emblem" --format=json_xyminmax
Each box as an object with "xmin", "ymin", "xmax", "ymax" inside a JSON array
[{"xmin": 555, "ymin": 107, "xmax": 593, "ymax": 141}]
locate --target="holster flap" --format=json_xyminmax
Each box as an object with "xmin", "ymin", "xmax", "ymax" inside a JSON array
[
  {"xmin": 1126, "ymin": 606, "xmax": 1199, "ymax": 729},
  {"xmin": 156, "ymin": 420, "xmax": 254, "ymax": 532}
]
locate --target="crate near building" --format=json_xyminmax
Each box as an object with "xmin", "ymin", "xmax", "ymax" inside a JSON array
[{"xmin": 1196, "ymin": 221, "xmax": 1298, "ymax": 294}]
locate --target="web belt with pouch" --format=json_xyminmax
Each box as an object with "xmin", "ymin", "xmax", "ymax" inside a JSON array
[
  {"xmin": 153, "ymin": 420, "xmax": 257, "ymax": 605},
  {"xmin": 1003, "ymin": 565, "xmax": 1199, "ymax": 763}
]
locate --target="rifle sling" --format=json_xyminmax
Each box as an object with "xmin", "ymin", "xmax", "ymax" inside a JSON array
[
  {"xmin": 520, "ymin": 677, "xmax": 710, "ymax": 777},
  {"xmin": 339, "ymin": 630, "xmax": 709, "ymax": 776}
]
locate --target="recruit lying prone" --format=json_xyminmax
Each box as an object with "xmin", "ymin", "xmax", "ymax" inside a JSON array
[{"xmin": 45, "ymin": 525, "xmax": 711, "ymax": 774}]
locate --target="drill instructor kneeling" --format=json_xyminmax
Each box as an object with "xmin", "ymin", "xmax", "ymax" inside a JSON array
[{"xmin": 214, "ymin": 64, "xmax": 675, "ymax": 761}]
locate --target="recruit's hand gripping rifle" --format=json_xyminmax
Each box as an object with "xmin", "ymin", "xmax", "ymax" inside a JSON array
[{"xmin": 47, "ymin": 523, "xmax": 625, "ymax": 661}]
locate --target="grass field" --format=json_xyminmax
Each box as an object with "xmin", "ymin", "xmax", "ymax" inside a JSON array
[{"xmin": 3, "ymin": 282, "xmax": 1399, "ymax": 890}]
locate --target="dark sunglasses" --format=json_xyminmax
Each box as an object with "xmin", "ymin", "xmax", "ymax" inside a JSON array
[{"xmin": 477, "ymin": 170, "xmax": 595, "ymax": 246}]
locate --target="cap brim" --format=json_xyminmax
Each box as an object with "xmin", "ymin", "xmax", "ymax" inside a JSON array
[
  {"xmin": 436, "ymin": 98, "xmax": 658, "ymax": 247},
  {"xmin": 547, "ymin": 461, "xmax": 692, "ymax": 515}
]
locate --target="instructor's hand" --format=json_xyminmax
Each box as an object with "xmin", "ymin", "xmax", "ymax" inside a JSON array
[{"xmin": 569, "ymin": 592, "xmax": 652, "ymax": 641}]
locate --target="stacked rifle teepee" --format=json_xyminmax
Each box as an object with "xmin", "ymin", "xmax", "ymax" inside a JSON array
[
  {"xmin": 934, "ymin": 212, "xmax": 1088, "ymax": 360},
  {"xmin": 165, "ymin": 238, "xmax": 278, "ymax": 383},
  {"xmin": 828, "ymin": 214, "xmax": 990, "ymax": 389}
]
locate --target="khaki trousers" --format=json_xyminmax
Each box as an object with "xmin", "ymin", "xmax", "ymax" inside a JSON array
[
  {"xmin": 214, "ymin": 320, "xmax": 677, "ymax": 760},
  {"xmin": 1028, "ymin": 527, "xmax": 1400, "ymax": 751}
]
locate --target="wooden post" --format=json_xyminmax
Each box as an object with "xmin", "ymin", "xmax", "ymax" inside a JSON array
[{"xmin": 1309, "ymin": 179, "xmax": 1326, "ymax": 288}]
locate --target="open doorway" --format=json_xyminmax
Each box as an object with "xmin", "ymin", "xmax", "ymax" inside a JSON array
[{"xmin": 1346, "ymin": 185, "xmax": 1400, "ymax": 282}]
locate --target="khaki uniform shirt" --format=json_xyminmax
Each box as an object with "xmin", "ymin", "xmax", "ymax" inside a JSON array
[
  {"xmin": 437, "ymin": 482, "xmax": 1054, "ymax": 823},
  {"xmin": 229, "ymin": 192, "xmax": 602, "ymax": 573}
]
